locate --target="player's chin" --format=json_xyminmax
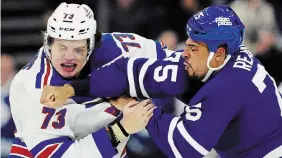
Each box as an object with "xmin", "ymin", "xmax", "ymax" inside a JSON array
[
  {"xmin": 187, "ymin": 70, "xmax": 200, "ymax": 80},
  {"xmin": 185, "ymin": 67, "xmax": 194, "ymax": 77},
  {"xmin": 60, "ymin": 70, "xmax": 77, "ymax": 79}
]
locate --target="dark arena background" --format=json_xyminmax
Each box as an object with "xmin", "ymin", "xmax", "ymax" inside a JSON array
[{"xmin": 2, "ymin": 0, "xmax": 282, "ymax": 157}]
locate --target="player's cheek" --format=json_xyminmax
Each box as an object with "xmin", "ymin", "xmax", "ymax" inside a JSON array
[
  {"xmin": 53, "ymin": 60, "xmax": 61, "ymax": 72},
  {"xmin": 76, "ymin": 59, "xmax": 84, "ymax": 72}
]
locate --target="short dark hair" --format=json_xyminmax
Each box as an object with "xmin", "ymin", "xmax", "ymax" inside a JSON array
[{"xmin": 94, "ymin": 30, "xmax": 102, "ymax": 49}]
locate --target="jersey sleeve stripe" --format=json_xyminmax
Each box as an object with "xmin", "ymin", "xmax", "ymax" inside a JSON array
[
  {"xmin": 52, "ymin": 141, "xmax": 73, "ymax": 158},
  {"xmin": 36, "ymin": 143, "xmax": 61, "ymax": 158},
  {"xmin": 104, "ymin": 106, "xmax": 120, "ymax": 117},
  {"xmin": 155, "ymin": 41, "xmax": 167, "ymax": 59},
  {"xmin": 35, "ymin": 51, "xmax": 45, "ymax": 88},
  {"xmin": 110, "ymin": 33, "xmax": 126, "ymax": 54},
  {"xmin": 263, "ymin": 145, "xmax": 282, "ymax": 158},
  {"xmin": 43, "ymin": 58, "xmax": 52, "ymax": 88},
  {"xmin": 177, "ymin": 121, "xmax": 209, "ymax": 156},
  {"xmin": 84, "ymin": 98, "xmax": 105, "ymax": 108},
  {"xmin": 252, "ymin": 64, "xmax": 267, "ymax": 93},
  {"xmin": 91, "ymin": 128, "xmax": 118, "ymax": 157},
  {"xmin": 127, "ymin": 58, "xmax": 137, "ymax": 97},
  {"xmin": 11, "ymin": 138, "xmax": 27, "ymax": 147},
  {"xmin": 9, "ymin": 138, "xmax": 33, "ymax": 158},
  {"xmin": 10, "ymin": 145, "xmax": 33, "ymax": 158},
  {"xmin": 11, "ymin": 144, "xmax": 28, "ymax": 150},
  {"xmin": 168, "ymin": 117, "xmax": 183, "ymax": 158},
  {"xmin": 35, "ymin": 51, "xmax": 53, "ymax": 89},
  {"xmin": 30, "ymin": 136, "xmax": 72, "ymax": 157},
  {"xmin": 139, "ymin": 59, "xmax": 157, "ymax": 98},
  {"xmin": 8, "ymin": 153, "xmax": 30, "ymax": 158}
]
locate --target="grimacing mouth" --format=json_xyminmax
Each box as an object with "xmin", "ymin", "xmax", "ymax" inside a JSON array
[
  {"xmin": 60, "ymin": 63, "xmax": 77, "ymax": 69},
  {"xmin": 183, "ymin": 61, "xmax": 198, "ymax": 77},
  {"xmin": 184, "ymin": 62, "xmax": 193, "ymax": 71}
]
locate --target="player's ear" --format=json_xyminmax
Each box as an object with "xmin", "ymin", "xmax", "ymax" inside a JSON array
[{"xmin": 215, "ymin": 46, "xmax": 226, "ymax": 63}]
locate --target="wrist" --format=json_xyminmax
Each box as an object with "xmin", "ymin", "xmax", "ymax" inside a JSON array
[
  {"xmin": 120, "ymin": 119, "xmax": 130, "ymax": 134},
  {"xmin": 116, "ymin": 121, "xmax": 129, "ymax": 137},
  {"xmin": 111, "ymin": 121, "xmax": 129, "ymax": 141},
  {"xmin": 63, "ymin": 84, "xmax": 75, "ymax": 97},
  {"xmin": 107, "ymin": 121, "xmax": 129, "ymax": 147}
]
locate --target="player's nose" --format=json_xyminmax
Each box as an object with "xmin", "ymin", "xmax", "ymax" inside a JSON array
[
  {"xmin": 182, "ymin": 49, "xmax": 190, "ymax": 60},
  {"xmin": 63, "ymin": 51, "xmax": 76, "ymax": 60}
]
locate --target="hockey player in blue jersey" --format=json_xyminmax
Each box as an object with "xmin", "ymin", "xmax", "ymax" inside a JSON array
[
  {"xmin": 102, "ymin": 5, "xmax": 282, "ymax": 157},
  {"xmin": 41, "ymin": 5, "xmax": 282, "ymax": 158}
]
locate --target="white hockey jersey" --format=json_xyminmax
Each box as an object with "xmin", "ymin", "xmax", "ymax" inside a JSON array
[
  {"xmin": 9, "ymin": 48, "xmax": 126, "ymax": 158},
  {"xmin": 9, "ymin": 32, "xmax": 172, "ymax": 158}
]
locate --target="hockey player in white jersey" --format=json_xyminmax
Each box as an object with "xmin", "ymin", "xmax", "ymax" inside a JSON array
[{"xmin": 9, "ymin": 3, "xmax": 156, "ymax": 158}]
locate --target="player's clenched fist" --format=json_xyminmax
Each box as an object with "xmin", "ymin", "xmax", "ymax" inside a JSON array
[
  {"xmin": 120, "ymin": 99, "xmax": 156, "ymax": 134},
  {"xmin": 40, "ymin": 84, "xmax": 75, "ymax": 107}
]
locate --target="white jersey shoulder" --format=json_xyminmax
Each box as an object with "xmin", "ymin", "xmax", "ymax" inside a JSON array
[
  {"xmin": 108, "ymin": 32, "xmax": 174, "ymax": 59},
  {"xmin": 9, "ymin": 48, "xmax": 115, "ymax": 149},
  {"xmin": 10, "ymin": 47, "xmax": 74, "ymax": 147}
]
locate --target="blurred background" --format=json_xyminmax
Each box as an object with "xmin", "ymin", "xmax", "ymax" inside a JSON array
[{"xmin": 2, "ymin": 0, "xmax": 282, "ymax": 157}]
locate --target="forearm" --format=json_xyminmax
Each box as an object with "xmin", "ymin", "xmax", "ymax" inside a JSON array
[
  {"xmin": 69, "ymin": 77, "xmax": 90, "ymax": 96},
  {"xmin": 146, "ymin": 108, "xmax": 210, "ymax": 158},
  {"xmin": 72, "ymin": 101, "xmax": 119, "ymax": 139}
]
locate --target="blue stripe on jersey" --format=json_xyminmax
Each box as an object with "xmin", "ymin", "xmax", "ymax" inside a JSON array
[
  {"xmin": 52, "ymin": 140, "xmax": 73, "ymax": 158},
  {"xmin": 91, "ymin": 128, "xmax": 117, "ymax": 157},
  {"xmin": 155, "ymin": 41, "xmax": 168, "ymax": 59},
  {"xmin": 8, "ymin": 155, "xmax": 24, "ymax": 158},
  {"xmin": 30, "ymin": 136, "xmax": 72, "ymax": 156},
  {"xmin": 84, "ymin": 99, "xmax": 105, "ymax": 108},
  {"xmin": 12, "ymin": 138, "xmax": 27, "ymax": 147},
  {"xmin": 70, "ymin": 96, "xmax": 98, "ymax": 104},
  {"xmin": 9, "ymin": 138, "xmax": 32, "ymax": 158},
  {"xmin": 85, "ymin": 102, "xmax": 100, "ymax": 109},
  {"xmin": 35, "ymin": 53, "xmax": 45, "ymax": 88}
]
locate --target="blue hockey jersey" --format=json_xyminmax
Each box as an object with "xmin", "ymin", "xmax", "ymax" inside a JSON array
[
  {"xmin": 89, "ymin": 50, "xmax": 191, "ymax": 99},
  {"xmin": 88, "ymin": 46, "xmax": 282, "ymax": 157}
]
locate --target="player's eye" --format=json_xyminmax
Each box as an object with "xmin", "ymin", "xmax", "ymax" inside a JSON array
[
  {"xmin": 75, "ymin": 48, "xmax": 83, "ymax": 54},
  {"xmin": 190, "ymin": 46, "xmax": 198, "ymax": 52}
]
